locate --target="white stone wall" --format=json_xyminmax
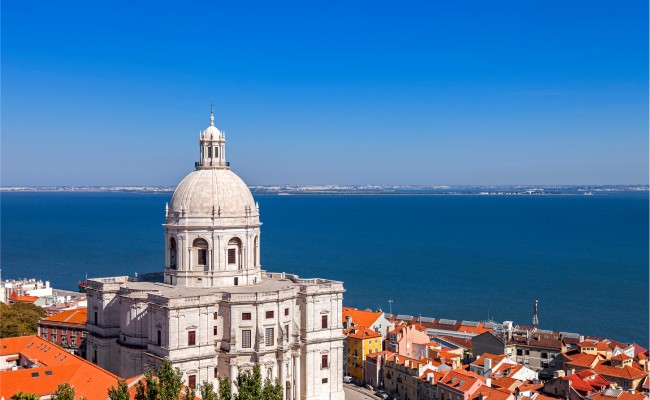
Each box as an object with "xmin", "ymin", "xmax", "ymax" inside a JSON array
[{"xmin": 87, "ymin": 275, "xmax": 344, "ymax": 400}]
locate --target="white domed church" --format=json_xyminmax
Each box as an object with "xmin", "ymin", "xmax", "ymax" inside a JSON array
[{"xmin": 85, "ymin": 110, "xmax": 345, "ymax": 399}]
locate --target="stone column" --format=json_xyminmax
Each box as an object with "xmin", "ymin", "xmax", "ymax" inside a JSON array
[
  {"xmin": 279, "ymin": 358, "xmax": 286, "ymax": 400},
  {"xmin": 293, "ymin": 354, "xmax": 301, "ymax": 400},
  {"xmin": 230, "ymin": 363, "xmax": 238, "ymax": 395}
]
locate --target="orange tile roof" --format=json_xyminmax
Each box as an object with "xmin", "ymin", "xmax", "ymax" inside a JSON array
[
  {"xmin": 0, "ymin": 335, "xmax": 120, "ymax": 400},
  {"xmin": 471, "ymin": 353, "xmax": 508, "ymax": 367},
  {"xmin": 342, "ymin": 307, "xmax": 382, "ymax": 328},
  {"xmin": 345, "ymin": 325, "xmax": 382, "ymax": 340},
  {"xmin": 578, "ymin": 340, "xmax": 611, "ymax": 351},
  {"xmin": 439, "ymin": 351, "xmax": 461, "ymax": 359},
  {"xmin": 593, "ymin": 364, "xmax": 647, "ymax": 380},
  {"xmin": 611, "ymin": 353, "xmax": 632, "ymax": 361},
  {"xmin": 491, "ymin": 377, "xmax": 522, "ymax": 392},
  {"xmin": 15, "ymin": 295, "xmax": 39, "ymax": 303},
  {"xmin": 588, "ymin": 392, "xmax": 648, "ymax": 400},
  {"xmin": 439, "ymin": 369, "xmax": 486, "ymax": 392},
  {"xmin": 41, "ymin": 308, "xmax": 87, "ymax": 324},
  {"xmin": 532, "ymin": 395, "xmax": 557, "ymax": 400},
  {"xmin": 471, "ymin": 385, "xmax": 513, "ymax": 400},
  {"xmin": 457, "ymin": 325, "xmax": 490, "ymax": 334},
  {"xmin": 566, "ymin": 352, "xmax": 601, "ymax": 368}
]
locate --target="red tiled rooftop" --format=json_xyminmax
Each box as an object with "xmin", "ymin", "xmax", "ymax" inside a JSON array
[
  {"xmin": 345, "ymin": 325, "xmax": 382, "ymax": 340},
  {"xmin": 593, "ymin": 364, "xmax": 646, "ymax": 380},
  {"xmin": 15, "ymin": 295, "xmax": 39, "ymax": 303},
  {"xmin": 0, "ymin": 335, "xmax": 119, "ymax": 400},
  {"xmin": 471, "ymin": 385, "xmax": 513, "ymax": 400},
  {"xmin": 41, "ymin": 308, "xmax": 87, "ymax": 324},
  {"xmin": 439, "ymin": 369, "xmax": 486, "ymax": 392},
  {"xmin": 342, "ymin": 307, "xmax": 382, "ymax": 329}
]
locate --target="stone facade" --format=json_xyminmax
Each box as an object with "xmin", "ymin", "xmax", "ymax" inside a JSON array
[{"xmin": 86, "ymin": 110, "xmax": 345, "ymax": 399}]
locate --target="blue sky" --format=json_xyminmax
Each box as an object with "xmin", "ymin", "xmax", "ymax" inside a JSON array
[{"xmin": 2, "ymin": 0, "xmax": 648, "ymax": 186}]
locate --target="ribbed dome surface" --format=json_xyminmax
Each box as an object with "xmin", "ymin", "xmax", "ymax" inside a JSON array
[
  {"xmin": 168, "ymin": 169, "xmax": 258, "ymax": 220},
  {"xmin": 202, "ymin": 125, "xmax": 221, "ymax": 140}
]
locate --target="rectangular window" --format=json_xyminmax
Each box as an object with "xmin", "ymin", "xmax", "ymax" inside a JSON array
[
  {"xmin": 516, "ymin": 349, "xmax": 523, "ymax": 356},
  {"xmin": 198, "ymin": 249, "xmax": 207, "ymax": 266},
  {"xmin": 542, "ymin": 352, "xmax": 548, "ymax": 358},
  {"xmin": 228, "ymin": 248, "xmax": 236, "ymax": 264},
  {"xmin": 265, "ymin": 328, "xmax": 274, "ymax": 346},
  {"xmin": 93, "ymin": 350, "xmax": 97, "ymax": 364},
  {"xmin": 208, "ymin": 146, "xmax": 212, "ymax": 158},
  {"xmin": 266, "ymin": 310, "xmax": 274, "ymax": 319},
  {"xmin": 285, "ymin": 324, "xmax": 289, "ymax": 340},
  {"xmin": 213, "ymin": 312, "xmax": 218, "ymax": 320},
  {"xmin": 242, "ymin": 312, "xmax": 252, "ymax": 320},
  {"xmin": 188, "ymin": 375, "xmax": 196, "ymax": 389},
  {"xmin": 94, "ymin": 311, "xmax": 98, "ymax": 325},
  {"xmin": 188, "ymin": 330, "xmax": 196, "ymax": 346},
  {"xmin": 157, "ymin": 330, "xmax": 162, "ymax": 346},
  {"xmin": 213, "ymin": 326, "xmax": 218, "ymax": 336},
  {"xmin": 71, "ymin": 336, "xmax": 76, "ymax": 346},
  {"xmin": 322, "ymin": 315, "xmax": 328, "ymax": 329},
  {"xmin": 53, "ymin": 333, "xmax": 58, "ymax": 343},
  {"xmin": 321, "ymin": 354, "xmax": 328, "ymax": 368},
  {"xmin": 322, "ymin": 378, "xmax": 328, "ymax": 384},
  {"xmin": 284, "ymin": 308, "xmax": 289, "ymax": 316},
  {"xmin": 242, "ymin": 330, "xmax": 251, "ymax": 348},
  {"xmin": 214, "ymin": 367, "xmax": 218, "ymax": 378}
]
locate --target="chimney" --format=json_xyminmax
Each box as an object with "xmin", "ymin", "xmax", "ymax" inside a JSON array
[
  {"xmin": 345, "ymin": 315, "xmax": 352, "ymax": 328},
  {"xmin": 485, "ymin": 378, "xmax": 491, "ymax": 387},
  {"xmin": 484, "ymin": 357, "xmax": 493, "ymax": 373}
]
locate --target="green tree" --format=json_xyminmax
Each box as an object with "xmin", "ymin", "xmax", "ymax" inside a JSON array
[
  {"xmin": 261, "ymin": 378, "xmax": 283, "ymax": 400},
  {"xmin": 0, "ymin": 302, "xmax": 46, "ymax": 338},
  {"xmin": 10, "ymin": 392, "xmax": 39, "ymax": 400},
  {"xmin": 199, "ymin": 382, "xmax": 217, "ymax": 400},
  {"xmin": 133, "ymin": 359, "xmax": 185, "ymax": 400},
  {"xmin": 271, "ymin": 379, "xmax": 283, "ymax": 400},
  {"xmin": 157, "ymin": 360, "xmax": 183, "ymax": 400},
  {"xmin": 218, "ymin": 376, "xmax": 232, "ymax": 400},
  {"xmin": 135, "ymin": 370, "xmax": 160, "ymax": 400},
  {"xmin": 108, "ymin": 379, "xmax": 130, "ymax": 400},
  {"xmin": 182, "ymin": 386, "xmax": 195, "ymax": 400},
  {"xmin": 52, "ymin": 383, "xmax": 75, "ymax": 400},
  {"xmin": 261, "ymin": 378, "xmax": 274, "ymax": 400},
  {"xmin": 234, "ymin": 364, "xmax": 262, "ymax": 400}
]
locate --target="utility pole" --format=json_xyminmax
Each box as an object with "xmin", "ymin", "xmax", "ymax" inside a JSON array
[{"xmin": 388, "ymin": 300, "xmax": 393, "ymax": 316}]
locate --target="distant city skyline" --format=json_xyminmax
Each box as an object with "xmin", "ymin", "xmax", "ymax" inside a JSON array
[{"xmin": 2, "ymin": 0, "xmax": 648, "ymax": 186}]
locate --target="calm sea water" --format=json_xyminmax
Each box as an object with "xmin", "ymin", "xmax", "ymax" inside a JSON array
[{"xmin": 1, "ymin": 192, "xmax": 648, "ymax": 346}]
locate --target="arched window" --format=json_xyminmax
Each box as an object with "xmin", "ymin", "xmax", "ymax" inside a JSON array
[
  {"xmin": 267, "ymin": 367, "xmax": 273, "ymax": 380},
  {"xmin": 253, "ymin": 236, "xmax": 259, "ymax": 267},
  {"xmin": 227, "ymin": 237, "xmax": 242, "ymax": 270},
  {"xmin": 169, "ymin": 237, "xmax": 177, "ymax": 270},
  {"xmin": 193, "ymin": 238, "xmax": 209, "ymax": 268}
]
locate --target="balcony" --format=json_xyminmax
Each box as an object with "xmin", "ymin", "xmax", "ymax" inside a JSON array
[{"xmin": 195, "ymin": 161, "xmax": 230, "ymax": 168}]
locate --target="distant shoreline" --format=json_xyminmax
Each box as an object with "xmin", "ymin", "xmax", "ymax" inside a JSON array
[{"xmin": 1, "ymin": 185, "xmax": 647, "ymax": 196}]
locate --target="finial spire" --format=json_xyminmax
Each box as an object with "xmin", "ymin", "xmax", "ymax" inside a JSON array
[{"xmin": 209, "ymin": 101, "xmax": 215, "ymax": 126}]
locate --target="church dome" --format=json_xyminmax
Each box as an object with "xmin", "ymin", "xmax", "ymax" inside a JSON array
[
  {"xmin": 202, "ymin": 125, "xmax": 221, "ymax": 140},
  {"xmin": 168, "ymin": 168, "xmax": 259, "ymax": 221}
]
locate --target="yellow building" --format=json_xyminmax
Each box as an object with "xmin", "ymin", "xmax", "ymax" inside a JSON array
[{"xmin": 344, "ymin": 325, "xmax": 383, "ymax": 383}]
